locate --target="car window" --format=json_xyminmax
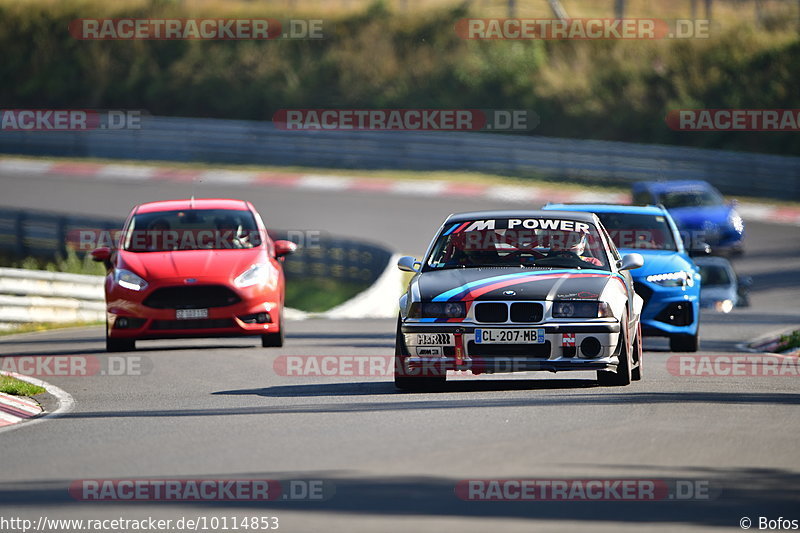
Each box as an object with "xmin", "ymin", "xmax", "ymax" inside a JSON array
[
  {"xmin": 595, "ymin": 213, "xmax": 679, "ymax": 251},
  {"xmin": 658, "ymin": 189, "xmax": 724, "ymax": 208},
  {"xmin": 597, "ymin": 222, "xmax": 620, "ymax": 262},
  {"xmin": 123, "ymin": 209, "xmax": 262, "ymax": 251},
  {"xmin": 698, "ymin": 264, "xmax": 732, "ymax": 286},
  {"xmin": 425, "ymin": 218, "xmax": 609, "ymax": 271}
]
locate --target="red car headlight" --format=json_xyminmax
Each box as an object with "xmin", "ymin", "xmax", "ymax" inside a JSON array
[
  {"xmin": 114, "ymin": 269, "xmax": 148, "ymax": 291},
  {"xmin": 234, "ymin": 263, "xmax": 270, "ymax": 288}
]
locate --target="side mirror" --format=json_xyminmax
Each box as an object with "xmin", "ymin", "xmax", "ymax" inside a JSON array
[
  {"xmin": 90, "ymin": 247, "xmax": 111, "ymax": 262},
  {"xmin": 274, "ymin": 240, "xmax": 298, "ymax": 258},
  {"xmin": 397, "ymin": 256, "xmax": 421, "ymax": 273},
  {"xmin": 619, "ymin": 253, "xmax": 644, "ymax": 271},
  {"xmin": 688, "ymin": 242, "xmax": 712, "ymax": 257}
]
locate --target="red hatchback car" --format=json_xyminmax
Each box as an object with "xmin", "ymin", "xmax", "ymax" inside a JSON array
[{"xmin": 91, "ymin": 199, "xmax": 296, "ymax": 351}]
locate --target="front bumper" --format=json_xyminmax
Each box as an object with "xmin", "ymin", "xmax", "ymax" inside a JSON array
[
  {"xmin": 399, "ymin": 321, "xmax": 621, "ymax": 375},
  {"xmin": 105, "ymin": 282, "xmax": 281, "ymax": 340},
  {"xmin": 635, "ymin": 281, "xmax": 699, "ymax": 338}
]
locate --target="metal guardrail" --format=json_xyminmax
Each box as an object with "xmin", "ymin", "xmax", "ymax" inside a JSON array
[
  {"xmin": 0, "ymin": 268, "xmax": 105, "ymax": 327},
  {"xmin": 0, "ymin": 208, "xmax": 393, "ymax": 287},
  {"xmin": 0, "ymin": 115, "xmax": 798, "ymax": 200}
]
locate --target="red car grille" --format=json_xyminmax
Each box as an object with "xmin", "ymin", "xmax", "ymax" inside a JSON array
[
  {"xmin": 143, "ymin": 286, "xmax": 241, "ymax": 309},
  {"xmin": 150, "ymin": 318, "xmax": 236, "ymax": 330}
]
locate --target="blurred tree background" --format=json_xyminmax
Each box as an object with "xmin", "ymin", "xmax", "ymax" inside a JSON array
[{"xmin": 1, "ymin": 0, "xmax": 798, "ymax": 155}]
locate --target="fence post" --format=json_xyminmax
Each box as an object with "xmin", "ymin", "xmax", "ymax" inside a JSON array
[
  {"xmin": 14, "ymin": 211, "xmax": 26, "ymax": 257},
  {"xmin": 614, "ymin": 0, "xmax": 625, "ymax": 18}
]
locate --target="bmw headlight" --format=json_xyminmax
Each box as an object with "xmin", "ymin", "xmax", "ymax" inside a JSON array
[
  {"xmin": 408, "ymin": 301, "xmax": 466, "ymax": 319},
  {"xmin": 234, "ymin": 263, "xmax": 270, "ymax": 288},
  {"xmin": 552, "ymin": 301, "xmax": 613, "ymax": 318},
  {"xmin": 728, "ymin": 210, "xmax": 744, "ymax": 233},
  {"xmin": 115, "ymin": 269, "xmax": 148, "ymax": 291},
  {"xmin": 646, "ymin": 271, "xmax": 694, "ymax": 287}
]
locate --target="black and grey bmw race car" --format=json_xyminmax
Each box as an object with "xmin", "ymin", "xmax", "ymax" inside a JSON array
[{"xmin": 395, "ymin": 210, "xmax": 645, "ymax": 389}]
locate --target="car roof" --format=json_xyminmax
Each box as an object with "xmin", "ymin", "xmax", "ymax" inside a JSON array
[
  {"xmin": 134, "ymin": 198, "xmax": 251, "ymax": 214},
  {"xmin": 544, "ymin": 203, "xmax": 668, "ymax": 216},
  {"xmin": 634, "ymin": 180, "xmax": 714, "ymax": 193},
  {"xmin": 445, "ymin": 210, "xmax": 598, "ymax": 224}
]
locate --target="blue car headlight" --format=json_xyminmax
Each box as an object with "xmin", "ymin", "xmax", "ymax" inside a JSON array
[
  {"xmin": 728, "ymin": 210, "xmax": 744, "ymax": 234},
  {"xmin": 646, "ymin": 271, "xmax": 694, "ymax": 288}
]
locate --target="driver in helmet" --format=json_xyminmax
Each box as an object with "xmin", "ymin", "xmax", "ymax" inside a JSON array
[{"xmin": 569, "ymin": 233, "xmax": 603, "ymax": 266}]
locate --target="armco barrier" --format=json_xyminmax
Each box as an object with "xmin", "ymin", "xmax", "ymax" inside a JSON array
[
  {"xmin": 0, "ymin": 267, "xmax": 105, "ymax": 328},
  {"xmin": 0, "ymin": 208, "xmax": 393, "ymax": 288},
  {"xmin": 0, "ymin": 115, "xmax": 798, "ymax": 200}
]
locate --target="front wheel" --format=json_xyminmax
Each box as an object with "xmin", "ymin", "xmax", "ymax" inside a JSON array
[
  {"xmin": 631, "ymin": 322, "xmax": 643, "ymax": 381},
  {"xmin": 261, "ymin": 326, "xmax": 284, "ymax": 347},
  {"xmin": 669, "ymin": 331, "xmax": 699, "ymax": 352},
  {"xmin": 598, "ymin": 315, "xmax": 632, "ymax": 386},
  {"xmin": 106, "ymin": 320, "xmax": 135, "ymax": 352},
  {"xmin": 394, "ymin": 317, "xmax": 445, "ymax": 391},
  {"xmin": 261, "ymin": 308, "xmax": 285, "ymax": 347}
]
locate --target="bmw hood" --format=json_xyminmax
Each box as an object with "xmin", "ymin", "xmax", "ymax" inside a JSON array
[
  {"xmin": 416, "ymin": 268, "xmax": 619, "ymax": 302},
  {"xmin": 119, "ymin": 249, "xmax": 265, "ymax": 282}
]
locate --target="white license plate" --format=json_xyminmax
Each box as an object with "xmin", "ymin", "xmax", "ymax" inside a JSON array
[
  {"xmin": 176, "ymin": 308, "xmax": 208, "ymax": 320},
  {"xmin": 475, "ymin": 328, "xmax": 545, "ymax": 344},
  {"xmin": 409, "ymin": 333, "xmax": 454, "ymax": 346}
]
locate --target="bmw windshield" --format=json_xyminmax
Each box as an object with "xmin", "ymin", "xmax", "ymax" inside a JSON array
[{"xmin": 425, "ymin": 218, "xmax": 609, "ymax": 271}]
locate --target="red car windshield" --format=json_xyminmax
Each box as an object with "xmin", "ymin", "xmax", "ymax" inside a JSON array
[
  {"xmin": 425, "ymin": 218, "xmax": 609, "ymax": 271},
  {"xmin": 122, "ymin": 209, "xmax": 262, "ymax": 252}
]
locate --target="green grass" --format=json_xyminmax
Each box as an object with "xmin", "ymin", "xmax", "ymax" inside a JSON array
[
  {"xmin": 1, "ymin": 249, "xmax": 106, "ymax": 276},
  {"xmin": 0, "ymin": 321, "xmax": 104, "ymax": 337},
  {"xmin": 0, "ymin": 374, "xmax": 45, "ymax": 396},
  {"xmin": 285, "ymin": 278, "xmax": 368, "ymax": 313},
  {"xmin": 778, "ymin": 330, "xmax": 800, "ymax": 353}
]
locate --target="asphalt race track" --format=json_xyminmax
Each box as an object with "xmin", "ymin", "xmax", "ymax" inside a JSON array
[{"xmin": 1, "ymin": 169, "xmax": 799, "ymax": 532}]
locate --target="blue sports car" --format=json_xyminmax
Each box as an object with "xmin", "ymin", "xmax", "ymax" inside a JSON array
[
  {"xmin": 631, "ymin": 180, "xmax": 744, "ymax": 256},
  {"xmin": 544, "ymin": 203, "xmax": 701, "ymax": 352}
]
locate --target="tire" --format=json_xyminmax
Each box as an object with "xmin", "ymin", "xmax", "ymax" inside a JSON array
[
  {"xmin": 106, "ymin": 319, "xmax": 135, "ymax": 352},
  {"xmin": 597, "ymin": 314, "xmax": 632, "ymax": 386},
  {"xmin": 631, "ymin": 322, "xmax": 643, "ymax": 381},
  {"xmin": 669, "ymin": 331, "xmax": 699, "ymax": 352},
  {"xmin": 261, "ymin": 308, "xmax": 285, "ymax": 347},
  {"xmin": 394, "ymin": 316, "xmax": 445, "ymax": 391}
]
